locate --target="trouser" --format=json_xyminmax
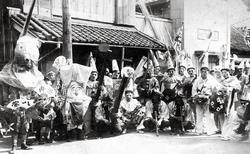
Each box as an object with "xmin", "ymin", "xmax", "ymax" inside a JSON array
[
  {"xmin": 214, "ymin": 112, "xmax": 225, "ymax": 132},
  {"xmin": 83, "ymin": 106, "xmax": 92, "ymax": 135},
  {"xmin": 196, "ymin": 104, "xmax": 217, "ymax": 134},
  {"xmin": 187, "ymin": 98, "xmax": 196, "ymax": 123},
  {"xmin": 96, "ymin": 120, "xmax": 110, "ymax": 137},
  {"xmin": 143, "ymin": 118, "xmax": 170, "ymax": 131}
]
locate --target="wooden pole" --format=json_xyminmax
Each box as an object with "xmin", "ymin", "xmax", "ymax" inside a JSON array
[
  {"xmin": 121, "ymin": 47, "xmax": 125, "ymax": 69},
  {"xmin": 62, "ymin": 0, "xmax": 73, "ymax": 60},
  {"xmin": 20, "ymin": 0, "xmax": 36, "ymax": 37},
  {"xmin": 114, "ymin": 0, "xmax": 118, "ymax": 24}
]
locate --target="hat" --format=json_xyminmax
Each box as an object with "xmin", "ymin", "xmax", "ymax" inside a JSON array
[
  {"xmin": 221, "ymin": 59, "xmax": 230, "ymax": 72},
  {"xmin": 134, "ymin": 56, "xmax": 147, "ymax": 79},
  {"xmin": 125, "ymin": 78, "xmax": 134, "ymax": 94},
  {"xmin": 14, "ymin": 36, "xmax": 40, "ymax": 63},
  {"xmin": 112, "ymin": 59, "xmax": 120, "ymax": 72},
  {"xmin": 238, "ymin": 61, "xmax": 245, "ymax": 69},
  {"xmin": 121, "ymin": 66, "xmax": 134, "ymax": 78},
  {"xmin": 186, "ymin": 56, "xmax": 195, "ymax": 70},
  {"xmin": 214, "ymin": 65, "xmax": 221, "ymax": 72},
  {"xmin": 166, "ymin": 56, "xmax": 175, "ymax": 71},
  {"xmin": 200, "ymin": 52, "xmax": 209, "ymax": 71},
  {"xmin": 179, "ymin": 60, "xmax": 187, "ymax": 69},
  {"xmin": 149, "ymin": 50, "xmax": 160, "ymax": 67},
  {"xmin": 89, "ymin": 52, "xmax": 97, "ymax": 72},
  {"xmin": 53, "ymin": 56, "xmax": 67, "ymax": 70}
]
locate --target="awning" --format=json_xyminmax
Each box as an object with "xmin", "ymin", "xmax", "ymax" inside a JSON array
[{"xmin": 11, "ymin": 13, "xmax": 166, "ymax": 50}]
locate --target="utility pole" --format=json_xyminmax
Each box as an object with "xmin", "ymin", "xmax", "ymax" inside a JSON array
[{"xmin": 62, "ymin": 0, "xmax": 73, "ymax": 61}]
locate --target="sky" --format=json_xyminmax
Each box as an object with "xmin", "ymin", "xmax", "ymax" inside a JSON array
[{"xmin": 229, "ymin": 0, "xmax": 250, "ymax": 27}]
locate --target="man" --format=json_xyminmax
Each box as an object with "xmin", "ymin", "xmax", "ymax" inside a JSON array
[
  {"xmin": 192, "ymin": 66, "xmax": 218, "ymax": 135},
  {"xmin": 214, "ymin": 66, "xmax": 241, "ymax": 134},
  {"xmin": 84, "ymin": 70, "xmax": 99, "ymax": 137},
  {"xmin": 143, "ymin": 90, "xmax": 170, "ymax": 132},
  {"xmin": 136, "ymin": 68, "xmax": 159, "ymax": 105},
  {"xmin": 154, "ymin": 66, "xmax": 164, "ymax": 83},
  {"xmin": 168, "ymin": 94, "xmax": 195, "ymax": 134},
  {"xmin": 95, "ymin": 86, "xmax": 114, "ymax": 137},
  {"xmin": 178, "ymin": 64, "xmax": 187, "ymax": 83},
  {"xmin": 86, "ymin": 71, "xmax": 99, "ymax": 97},
  {"xmin": 161, "ymin": 65, "xmax": 180, "ymax": 104},
  {"xmin": 183, "ymin": 64, "xmax": 197, "ymax": 119},
  {"xmin": 220, "ymin": 66, "xmax": 241, "ymax": 140},
  {"xmin": 119, "ymin": 90, "xmax": 145, "ymax": 133}
]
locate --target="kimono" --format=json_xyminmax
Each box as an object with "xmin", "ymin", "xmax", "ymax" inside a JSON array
[
  {"xmin": 192, "ymin": 76, "xmax": 218, "ymax": 135},
  {"xmin": 221, "ymin": 76, "xmax": 248, "ymax": 140}
]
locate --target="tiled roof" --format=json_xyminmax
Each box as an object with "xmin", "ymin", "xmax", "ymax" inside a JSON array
[
  {"xmin": 231, "ymin": 27, "xmax": 250, "ymax": 51},
  {"xmin": 11, "ymin": 13, "xmax": 166, "ymax": 49}
]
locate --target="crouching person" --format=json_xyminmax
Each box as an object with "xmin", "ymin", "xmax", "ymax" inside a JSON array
[
  {"xmin": 94, "ymin": 86, "xmax": 122, "ymax": 137},
  {"xmin": 143, "ymin": 90, "xmax": 170, "ymax": 132},
  {"xmin": 95, "ymin": 100, "xmax": 113, "ymax": 138},
  {"xmin": 168, "ymin": 95, "xmax": 195, "ymax": 134},
  {"xmin": 119, "ymin": 90, "xmax": 145, "ymax": 133}
]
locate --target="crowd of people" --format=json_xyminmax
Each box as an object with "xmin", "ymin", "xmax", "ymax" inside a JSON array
[{"xmin": 0, "ymin": 36, "xmax": 250, "ymax": 154}]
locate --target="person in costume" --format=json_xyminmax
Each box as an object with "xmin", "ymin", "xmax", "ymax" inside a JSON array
[
  {"xmin": 154, "ymin": 66, "xmax": 164, "ymax": 83},
  {"xmin": 136, "ymin": 63, "xmax": 159, "ymax": 106},
  {"xmin": 183, "ymin": 60, "xmax": 197, "ymax": 122},
  {"xmin": 94, "ymin": 86, "xmax": 114, "ymax": 137},
  {"xmin": 213, "ymin": 64, "xmax": 241, "ymax": 135},
  {"xmin": 0, "ymin": 36, "xmax": 44, "ymax": 153},
  {"xmin": 161, "ymin": 57, "xmax": 180, "ymax": 104},
  {"xmin": 143, "ymin": 90, "xmax": 170, "ymax": 132},
  {"xmin": 112, "ymin": 59, "xmax": 120, "ymax": 79},
  {"xmin": 220, "ymin": 63, "xmax": 249, "ymax": 141},
  {"xmin": 119, "ymin": 84, "xmax": 145, "ymax": 133},
  {"xmin": 192, "ymin": 53, "xmax": 218, "ymax": 135}
]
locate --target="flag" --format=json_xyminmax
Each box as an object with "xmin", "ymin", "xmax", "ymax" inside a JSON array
[
  {"xmin": 134, "ymin": 56, "xmax": 148, "ymax": 79},
  {"xmin": 173, "ymin": 25, "xmax": 184, "ymax": 55},
  {"xmin": 149, "ymin": 50, "xmax": 159, "ymax": 67}
]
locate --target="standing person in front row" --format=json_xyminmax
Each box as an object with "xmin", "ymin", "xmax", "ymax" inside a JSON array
[{"xmin": 192, "ymin": 54, "xmax": 217, "ymax": 135}]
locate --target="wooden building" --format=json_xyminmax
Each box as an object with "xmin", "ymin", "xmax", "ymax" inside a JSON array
[
  {"xmin": 231, "ymin": 26, "xmax": 250, "ymax": 60},
  {"xmin": 0, "ymin": 0, "xmax": 166, "ymax": 74}
]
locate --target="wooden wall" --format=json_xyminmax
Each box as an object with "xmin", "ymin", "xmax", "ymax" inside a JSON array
[{"xmin": 23, "ymin": 0, "xmax": 136, "ymax": 25}]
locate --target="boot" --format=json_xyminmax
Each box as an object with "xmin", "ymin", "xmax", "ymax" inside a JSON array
[
  {"xmin": 20, "ymin": 134, "xmax": 32, "ymax": 150},
  {"xmin": 10, "ymin": 135, "xmax": 18, "ymax": 154},
  {"xmin": 20, "ymin": 143, "xmax": 32, "ymax": 150},
  {"xmin": 10, "ymin": 144, "xmax": 17, "ymax": 154}
]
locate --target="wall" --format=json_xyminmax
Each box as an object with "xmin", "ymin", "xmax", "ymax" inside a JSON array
[
  {"xmin": 183, "ymin": 0, "xmax": 229, "ymax": 55},
  {"xmin": 134, "ymin": 14, "xmax": 172, "ymax": 47},
  {"xmin": 170, "ymin": 0, "xmax": 184, "ymax": 33},
  {"xmin": 23, "ymin": 0, "xmax": 136, "ymax": 25}
]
